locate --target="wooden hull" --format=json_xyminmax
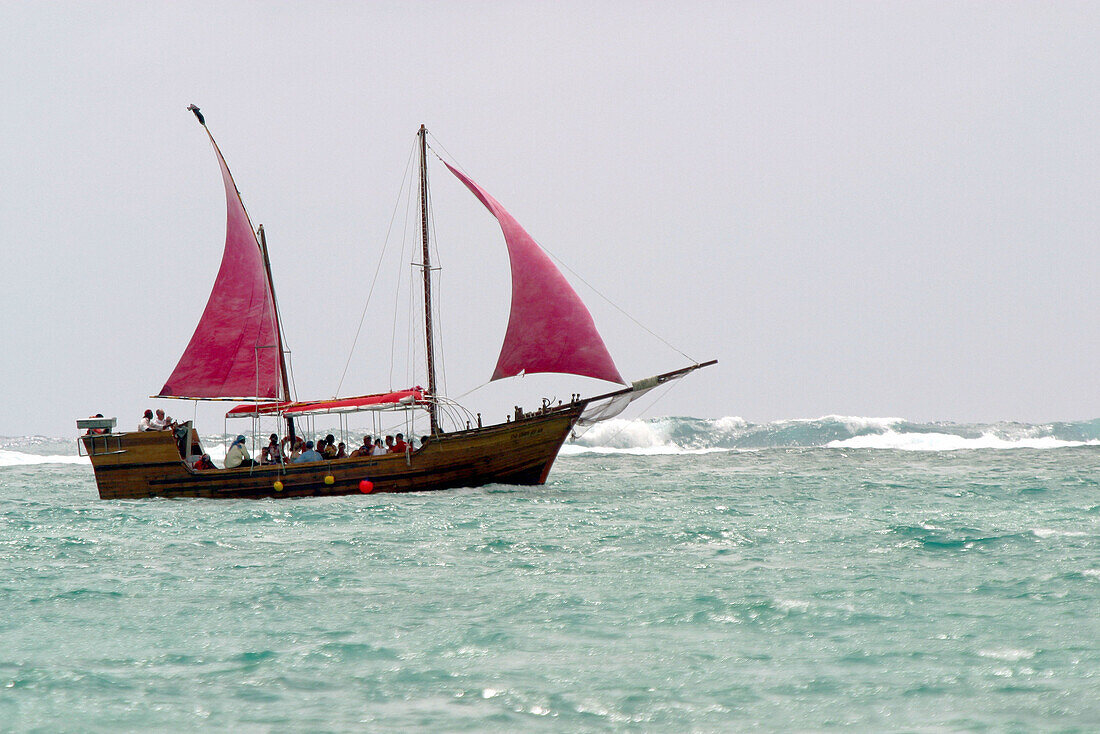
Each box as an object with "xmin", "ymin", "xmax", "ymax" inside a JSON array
[{"xmin": 80, "ymin": 406, "xmax": 583, "ymax": 500}]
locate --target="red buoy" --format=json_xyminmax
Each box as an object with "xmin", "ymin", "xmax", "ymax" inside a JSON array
[{"xmin": 359, "ymin": 479, "xmax": 374, "ymax": 494}]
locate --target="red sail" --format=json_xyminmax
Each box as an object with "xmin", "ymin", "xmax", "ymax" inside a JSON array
[
  {"xmin": 157, "ymin": 136, "xmax": 281, "ymax": 400},
  {"xmin": 445, "ymin": 163, "xmax": 625, "ymax": 385}
]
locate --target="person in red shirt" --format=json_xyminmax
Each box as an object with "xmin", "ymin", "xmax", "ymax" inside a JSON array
[{"xmin": 390, "ymin": 433, "xmax": 408, "ymax": 454}]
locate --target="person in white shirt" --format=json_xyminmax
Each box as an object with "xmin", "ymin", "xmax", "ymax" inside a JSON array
[
  {"xmin": 150, "ymin": 409, "xmax": 175, "ymax": 431},
  {"xmin": 371, "ymin": 438, "xmax": 387, "ymax": 456},
  {"xmin": 138, "ymin": 410, "xmax": 155, "ymax": 431}
]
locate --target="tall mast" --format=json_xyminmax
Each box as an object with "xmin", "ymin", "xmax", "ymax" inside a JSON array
[
  {"xmin": 418, "ymin": 125, "xmax": 440, "ymax": 435},
  {"xmin": 257, "ymin": 225, "xmax": 296, "ymax": 437}
]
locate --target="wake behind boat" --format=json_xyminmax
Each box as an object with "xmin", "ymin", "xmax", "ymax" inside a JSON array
[{"xmin": 78, "ymin": 108, "xmax": 714, "ymax": 499}]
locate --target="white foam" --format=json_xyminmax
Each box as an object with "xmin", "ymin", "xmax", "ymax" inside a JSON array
[
  {"xmin": 1032, "ymin": 528, "xmax": 1088, "ymax": 539},
  {"xmin": 570, "ymin": 415, "xmax": 749, "ymax": 452},
  {"xmin": 571, "ymin": 418, "xmax": 676, "ymax": 450},
  {"xmin": 559, "ymin": 443, "xmax": 730, "ymax": 456},
  {"xmin": 774, "ymin": 598, "xmax": 810, "ymax": 614},
  {"xmin": 827, "ymin": 431, "xmax": 1100, "ymax": 451},
  {"xmin": 778, "ymin": 415, "xmax": 906, "ymax": 432},
  {"xmin": 712, "ymin": 416, "xmax": 747, "ymax": 431},
  {"xmin": 0, "ymin": 450, "xmax": 88, "ymax": 467},
  {"xmin": 0, "ymin": 443, "xmax": 227, "ymax": 468},
  {"xmin": 203, "ymin": 445, "xmax": 228, "ymax": 462},
  {"xmin": 978, "ymin": 648, "xmax": 1035, "ymax": 662}
]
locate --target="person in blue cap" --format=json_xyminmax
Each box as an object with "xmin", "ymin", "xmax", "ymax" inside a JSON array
[
  {"xmin": 224, "ymin": 435, "xmax": 257, "ymax": 469},
  {"xmin": 293, "ymin": 440, "xmax": 324, "ymax": 464}
]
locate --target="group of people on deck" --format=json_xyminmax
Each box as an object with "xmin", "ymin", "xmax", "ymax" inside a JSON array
[
  {"xmin": 138, "ymin": 409, "xmax": 177, "ymax": 432},
  {"xmin": 140, "ymin": 408, "xmax": 209, "ymax": 467},
  {"xmin": 214, "ymin": 431, "xmax": 425, "ymax": 470},
  {"xmin": 137, "ymin": 409, "xmax": 428, "ymax": 471},
  {"xmin": 349, "ymin": 433, "xmax": 417, "ymax": 457}
]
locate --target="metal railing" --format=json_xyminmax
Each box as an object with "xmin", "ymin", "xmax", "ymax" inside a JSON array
[{"xmin": 78, "ymin": 433, "xmax": 125, "ymax": 457}]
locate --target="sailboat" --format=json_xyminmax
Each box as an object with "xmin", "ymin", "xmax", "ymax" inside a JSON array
[{"xmin": 77, "ymin": 107, "xmax": 715, "ymax": 499}]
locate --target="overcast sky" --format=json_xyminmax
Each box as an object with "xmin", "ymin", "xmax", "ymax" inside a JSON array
[{"xmin": 2, "ymin": 1, "xmax": 1098, "ymax": 437}]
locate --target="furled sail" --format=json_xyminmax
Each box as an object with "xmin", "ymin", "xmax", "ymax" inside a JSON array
[
  {"xmin": 577, "ymin": 360, "xmax": 718, "ymax": 426},
  {"xmin": 156, "ymin": 134, "xmax": 282, "ymax": 400},
  {"xmin": 445, "ymin": 163, "xmax": 625, "ymax": 385},
  {"xmin": 225, "ymin": 388, "xmax": 426, "ymax": 418}
]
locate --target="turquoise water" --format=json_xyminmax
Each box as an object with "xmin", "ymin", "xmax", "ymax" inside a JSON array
[{"xmin": 1, "ymin": 422, "xmax": 1099, "ymax": 731}]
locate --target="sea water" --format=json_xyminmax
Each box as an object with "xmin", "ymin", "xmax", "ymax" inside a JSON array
[{"xmin": 1, "ymin": 417, "xmax": 1098, "ymax": 732}]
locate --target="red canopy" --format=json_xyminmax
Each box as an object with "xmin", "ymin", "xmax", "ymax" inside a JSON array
[{"xmin": 227, "ymin": 388, "xmax": 426, "ymax": 418}]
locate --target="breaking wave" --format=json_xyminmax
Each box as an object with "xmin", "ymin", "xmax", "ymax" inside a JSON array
[
  {"xmin": 0, "ymin": 436, "xmax": 89, "ymax": 467},
  {"xmin": 0, "ymin": 435, "xmax": 228, "ymax": 468},
  {"xmin": 565, "ymin": 416, "xmax": 1100, "ymax": 454},
  {"xmin": 0, "ymin": 450, "xmax": 89, "ymax": 467}
]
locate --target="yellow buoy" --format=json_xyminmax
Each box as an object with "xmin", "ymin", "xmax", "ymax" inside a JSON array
[
  {"xmin": 273, "ymin": 481, "xmax": 284, "ymax": 492},
  {"xmin": 324, "ymin": 475, "xmax": 335, "ymax": 485}
]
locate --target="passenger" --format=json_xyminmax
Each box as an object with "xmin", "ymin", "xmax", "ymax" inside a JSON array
[
  {"xmin": 150, "ymin": 409, "xmax": 175, "ymax": 431},
  {"xmin": 138, "ymin": 409, "xmax": 156, "ymax": 431},
  {"xmin": 390, "ymin": 433, "xmax": 408, "ymax": 453},
  {"xmin": 194, "ymin": 454, "xmax": 216, "ymax": 470},
  {"xmin": 286, "ymin": 436, "xmax": 305, "ymax": 461},
  {"xmin": 293, "ymin": 440, "xmax": 323, "ymax": 463},
  {"xmin": 85, "ymin": 413, "xmax": 106, "ymax": 435},
  {"xmin": 420, "ymin": 435, "xmax": 430, "ymax": 448},
  {"xmin": 385, "ymin": 435, "xmax": 395, "ymax": 452},
  {"xmin": 350, "ymin": 436, "xmax": 372, "ymax": 457},
  {"xmin": 224, "ymin": 435, "xmax": 258, "ymax": 469},
  {"xmin": 371, "ymin": 438, "xmax": 387, "ymax": 456},
  {"xmin": 335, "ymin": 442, "xmax": 348, "ymax": 459},
  {"xmin": 322, "ymin": 434, "xmax": 339, "ymax": 459},
  {"xmin": 261, "ymin": 434, "xmax": 283, "ymax": 465}
]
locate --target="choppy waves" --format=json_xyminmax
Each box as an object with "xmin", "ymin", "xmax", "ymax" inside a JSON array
[
  {"xmin": 0, "ymin": 449, "xmax": 88, "ymax": 466},
  {"xmin": 0, "ymin": 437, "xmax": 88, "ymax": 467},
  {"xmin": 0, "ymin": 435, "xmax": 227, "ymax": 467},
  {"xmin": 3, "ymin": 416, "xmax": 1099, "ymax": 466},
  {"xmin": 565, "ymin": 415, "xmax": 1100, "ymax": 454}
]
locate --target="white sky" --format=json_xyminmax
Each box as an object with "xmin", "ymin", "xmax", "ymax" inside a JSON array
[{"xmin": 1, "ymin": 1, "xmax": 1098, "ymax": 437}]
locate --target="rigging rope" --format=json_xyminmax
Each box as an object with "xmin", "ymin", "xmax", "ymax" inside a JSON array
[
  {"xmin": 452, "ymin": 380, "xmax": 491, "ymax": 401},
  {"xmin": 406, "ymin": 264, "xmax": 415, "ymax": 390},
  {"xmin": 537, "ymin": 241, "xmax": 698, "ymax": 365},
  {"xmin": 426, "ymin": 176, "xmax": 448, "ymax": 403},
  {"xmin": 389, "ymin": 147, "xmax": 418, "ymax": 390},
  {"xmin": 335, "ymin": 139, "xmax": 418, "ymax": 396}
]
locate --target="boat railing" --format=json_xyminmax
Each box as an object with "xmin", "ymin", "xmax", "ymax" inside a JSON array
[
  {"xmin": 79, "ymin": 432, "xmax": 125, "ymax": 457},
  {"xmin": 76, "ymin": 417, "xmax": 125, "ymax": 457}
]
